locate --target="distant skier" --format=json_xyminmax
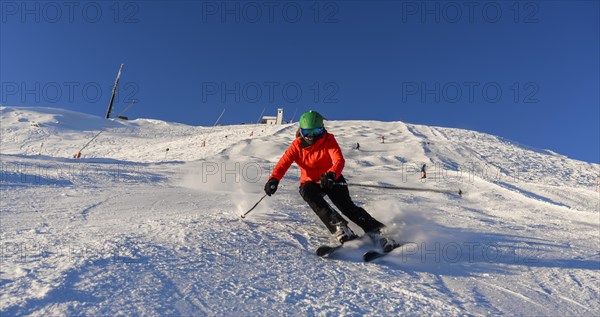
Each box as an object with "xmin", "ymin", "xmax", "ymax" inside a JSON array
[
  {"xmin": 381, "ymin": 135, "xmax": 385, "ymax": 143},
  {"xmin": 421, "ymin": 164, "xmax": 427, "ymax": 179},
  {"xmin": 263, "ymin": 111, "xmax": 397, "ymax": 250},
  {"xmin": 356, "ymin": 142, "xmax": 360, "ymax": 150}
]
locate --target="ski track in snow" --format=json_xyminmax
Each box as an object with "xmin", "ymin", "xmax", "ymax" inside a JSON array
[{"xmin": 1, "ymin": 106, "xmax": 599, "ymax": 316}]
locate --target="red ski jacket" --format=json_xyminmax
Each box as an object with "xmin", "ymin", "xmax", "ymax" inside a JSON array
[{"xmin": 269, "ymin": 133, "xmax": 345, "ymax": 184}]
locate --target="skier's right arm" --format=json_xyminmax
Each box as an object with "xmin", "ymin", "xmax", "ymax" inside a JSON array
[
  {"xmin": 269, "ymin": 140, "xmax": 299, "ymax": 181},
  {"xmin": 265, "ymin": 141, "xmax": 299, "ymax": 196}
]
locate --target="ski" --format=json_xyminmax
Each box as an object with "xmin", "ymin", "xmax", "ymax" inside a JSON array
[
  {"xmin": 316, "ymin": 235, "xmax": 360, "ymax": 258},
  {"xmin": 363, "ymin": 242, "xmax": 406, "ymax": 262},
  {"xmin": 316, "ymin": 244, "xmax": 343, "ymax": 258}
]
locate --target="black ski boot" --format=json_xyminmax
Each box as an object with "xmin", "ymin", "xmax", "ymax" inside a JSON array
[
  {"xmin": 334, "ymin": 222, "xmax": 359, "ymax": 243},
  {"xmin": 367, "ymin": 228, "xmax": 398, "ymax": 252}
]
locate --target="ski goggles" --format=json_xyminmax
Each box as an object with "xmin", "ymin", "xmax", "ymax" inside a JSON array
[{"xmin": 301, "ymin": 127, "xmax": 324, "ymax": 138}]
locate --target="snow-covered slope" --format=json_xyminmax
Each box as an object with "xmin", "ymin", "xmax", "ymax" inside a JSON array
[{"xmin": 1, "ymin": 106, "xmax": 598, "ymax": 316}]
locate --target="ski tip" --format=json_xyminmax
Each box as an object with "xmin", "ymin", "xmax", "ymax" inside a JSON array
[
  {"xmin": 316, "ymin": 248, "xmax": 329, "ymax": 257},
  {"xmin": 316, "ymin": 246, "xmax": 334, "ymax": 257},
  {"xmin": 316, "ymin": 245, "xmax": 342, "ymax": 258},
  {"xmin": 363, "ymin": 250, "xmax": 382, "ymax": 262},
  {"xmin": 364, "ymin": 242, "xmax": 407, "ymax": 262}
]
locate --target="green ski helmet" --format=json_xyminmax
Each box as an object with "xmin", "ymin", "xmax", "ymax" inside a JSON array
[{"xmin": 299, "ymin": 111, "xmax": 325, "ymax": 129}]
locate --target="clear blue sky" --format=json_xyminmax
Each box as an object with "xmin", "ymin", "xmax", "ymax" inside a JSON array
[{"xmin": 1, "ymin": 1, "xmax": 598, "ymax": 163}]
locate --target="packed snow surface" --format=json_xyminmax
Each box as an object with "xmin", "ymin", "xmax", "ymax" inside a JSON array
[{"xmin": 1, "ymin": 106, "xmax": 599, "ymax": 316}]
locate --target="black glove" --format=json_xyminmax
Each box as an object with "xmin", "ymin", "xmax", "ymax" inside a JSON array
[
  {"xmin": 264, "ymin": 178, "xmax": 279, "ymax": 196},
  {"xmin": 320, "ymin": 172, "xmax": 336, "ymax": 189}
]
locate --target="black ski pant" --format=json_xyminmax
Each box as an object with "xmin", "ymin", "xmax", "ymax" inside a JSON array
[{"xmin": 299, "ymin": 175, "xmax": 384, "ymax": 234}]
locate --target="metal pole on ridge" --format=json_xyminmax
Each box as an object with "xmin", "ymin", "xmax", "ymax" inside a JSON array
[{"xmin": 105, "ymin": 64, "xmax": 124, "ymax": 119}]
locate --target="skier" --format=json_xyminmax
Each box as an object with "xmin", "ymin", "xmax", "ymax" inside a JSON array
[
  {"xmin": 263, "ymin": 111, "xmax": 397, "ymax": 250},
  {"xmin": 356, "ymin": 142, "xmax": 360, "ymax": 150}
]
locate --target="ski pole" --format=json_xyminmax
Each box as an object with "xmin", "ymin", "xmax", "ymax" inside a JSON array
[
  {"xmin": 241, "ymin": 194, "xmax": 268, "ymax": 219},
  {"xmin": 335, "ymin": 182, "xmax": 462, "ymax": 196}
]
